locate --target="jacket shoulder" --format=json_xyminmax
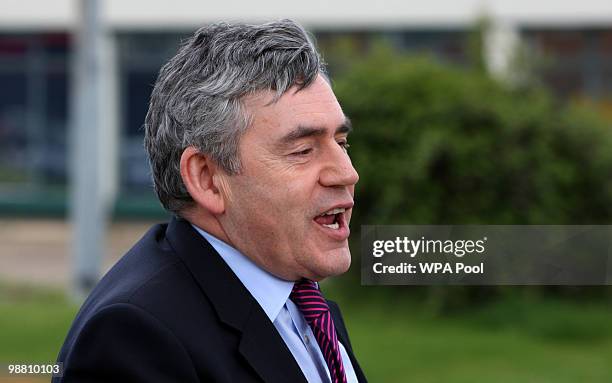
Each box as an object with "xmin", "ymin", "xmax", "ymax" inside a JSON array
[
  {"xmin": 55, "ymin": 302, "xmax": 200, "ymax": 382},
  {"xmin": 57, "ymin": 222, "xmax": 209, "ymax": 368}
]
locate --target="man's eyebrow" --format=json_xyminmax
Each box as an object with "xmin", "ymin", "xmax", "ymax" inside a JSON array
[
  {"xmin": 279, "ymin": 117, "xmax": 353, "ymax": 145},
  {"xmin": 339, "ymin": 117, "xmax": 352, "ymax": 134}
]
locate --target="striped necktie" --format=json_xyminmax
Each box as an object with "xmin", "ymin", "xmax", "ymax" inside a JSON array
[{"xmin": 290, "ymin": 279, "xmax": 347, "ymax": 383}]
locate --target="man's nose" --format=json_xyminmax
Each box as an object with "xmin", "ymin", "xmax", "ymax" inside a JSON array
[{"xmin": 319, "ymin": 144, "xmax": 359, "ymax": 187}]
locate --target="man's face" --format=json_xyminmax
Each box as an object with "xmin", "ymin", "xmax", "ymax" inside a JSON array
[{"xmin": 218, "ymin": 75, "xmax": 359, "ymax": 281}]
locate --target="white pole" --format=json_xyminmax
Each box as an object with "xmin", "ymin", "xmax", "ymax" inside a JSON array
[
  {"xmin": 484, "ymin": 18, "xmax": 520, "ymax": 82},
  {"xmin": 70, "ymin": 0, "xmax": 115, "ymax": 301}
]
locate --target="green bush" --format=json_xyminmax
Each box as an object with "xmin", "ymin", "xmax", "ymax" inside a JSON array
[
  {"xmin": 334, "ymin": 52, "xmax": 612, "ymax": 226},
  {"xmin": 332, "ymin": 50, "xmax": 612, "ymax": 307}
]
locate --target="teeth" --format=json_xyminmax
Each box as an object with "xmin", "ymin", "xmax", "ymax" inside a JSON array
[
  {"xmin": 323, "ymin": 222, "xmax": 339, "ymax": 230},
  {"xmin": 321, "ymin": 207, "xmax": 346, "ymax": 216}
]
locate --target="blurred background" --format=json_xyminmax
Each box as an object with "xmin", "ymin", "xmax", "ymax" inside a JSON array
[{"xmin": 1, "ymin": 0, "xmax": 612, "ymax": 382}]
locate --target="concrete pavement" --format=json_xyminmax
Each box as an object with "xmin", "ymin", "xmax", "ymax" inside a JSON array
[{"xmin": 0, "ymin": 219, "xmax": 159, "ymax": 288}]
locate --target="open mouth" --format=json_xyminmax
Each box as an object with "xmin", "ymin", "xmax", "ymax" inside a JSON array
[{"xmin": 313, "ymin": 207, "xmax": 346, "ymax": 230}]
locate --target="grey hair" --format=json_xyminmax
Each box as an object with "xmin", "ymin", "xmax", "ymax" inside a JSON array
[{"xmin": 144, "ymin": 19, "xmax": 326, "ymax": 214}]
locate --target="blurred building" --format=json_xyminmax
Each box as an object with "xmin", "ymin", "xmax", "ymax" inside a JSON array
[{"xmin": 1, "ymin": 0, "xmax": 611, "ymax": 217}]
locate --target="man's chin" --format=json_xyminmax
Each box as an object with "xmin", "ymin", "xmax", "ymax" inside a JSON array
[{"xmin": 309, "ymin": 248, "xmax": 352, "ymax": 281}]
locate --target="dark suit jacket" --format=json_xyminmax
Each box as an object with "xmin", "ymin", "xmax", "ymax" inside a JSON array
[{"xmin": 54, "ymin": 217, "xmax": 367, "ymax": 382}]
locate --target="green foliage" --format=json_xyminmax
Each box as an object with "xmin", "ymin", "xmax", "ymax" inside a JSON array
[
  {"xmin": 333, "ymin": 51, "xmax": 612, "ymax": 226},
  {"xmin": 466, "ymin": 16, "xmax": 490, "ymax": 73},
  {"xmin": 332, "ymin": 49, "xmax": 612, "ymax": 308}
]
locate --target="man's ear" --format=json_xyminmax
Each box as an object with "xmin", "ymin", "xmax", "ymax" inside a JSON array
[{"xmin": 180, "ymin": 146, "xmax": 226, "ymax": 215}]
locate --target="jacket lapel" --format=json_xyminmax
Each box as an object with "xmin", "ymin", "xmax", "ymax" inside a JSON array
[
  {"xmin": 328, "ymin": 300, "xmax": 368, "ymax": 383},
  {"xmin": 165, "ymin": 217, "xmax": 307, "ymax": 383},
  {"xmin": 238, "ymin": 304, "xmax": 309, "ymax": 383}
]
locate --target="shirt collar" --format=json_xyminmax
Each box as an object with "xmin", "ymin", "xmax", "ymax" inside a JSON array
[{"xmin": 191, "ymin": 224, "xmax": 294, "ymax": 322}]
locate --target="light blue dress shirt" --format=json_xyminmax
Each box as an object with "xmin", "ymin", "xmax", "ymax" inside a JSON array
[{"xmin": 192, "ymin": 225, "xmax": 358, "ymax": 383}]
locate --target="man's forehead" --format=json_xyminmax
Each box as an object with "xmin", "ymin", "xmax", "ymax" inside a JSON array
[
  {"xmin": 243, "ymin": 74, "xmax": 335, "ymax": 107},
  {"xmin": 243, "ymin": 78, "xmax": 345, "ymax": 132}
]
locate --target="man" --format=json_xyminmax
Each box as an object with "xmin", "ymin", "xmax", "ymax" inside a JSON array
[{"xmin": 55, "ymin": 19, "xmax": 366, "ymax": 383}]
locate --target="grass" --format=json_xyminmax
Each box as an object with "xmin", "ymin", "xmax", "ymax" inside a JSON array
[
  {"xmin": 1, "ymin": 282, "xmax": 612, "ymax": 382},
  {"xmin": 342, "ymin": 302, "xmax": 612, "ymax": 382},
  {"xmin": 327, "ymin": 284, "xmax": 612, "ymax": 383},
  {"xmin": 0, "ymin": 284, "xmax": 78, "ymax": 364}
]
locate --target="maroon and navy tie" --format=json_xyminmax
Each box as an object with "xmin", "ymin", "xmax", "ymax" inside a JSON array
[{"xmin": 290, "ymin": 279, "xmax": 347, "ymax": 383}]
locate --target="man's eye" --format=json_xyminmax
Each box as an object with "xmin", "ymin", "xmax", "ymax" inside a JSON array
[
  {"xmin": 291, "ymin": 148, "xmax": 313, "ymax": 156},
  {"xmin": 338, "ymin": 141, "xmax": 350, "ymax": 151}
]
